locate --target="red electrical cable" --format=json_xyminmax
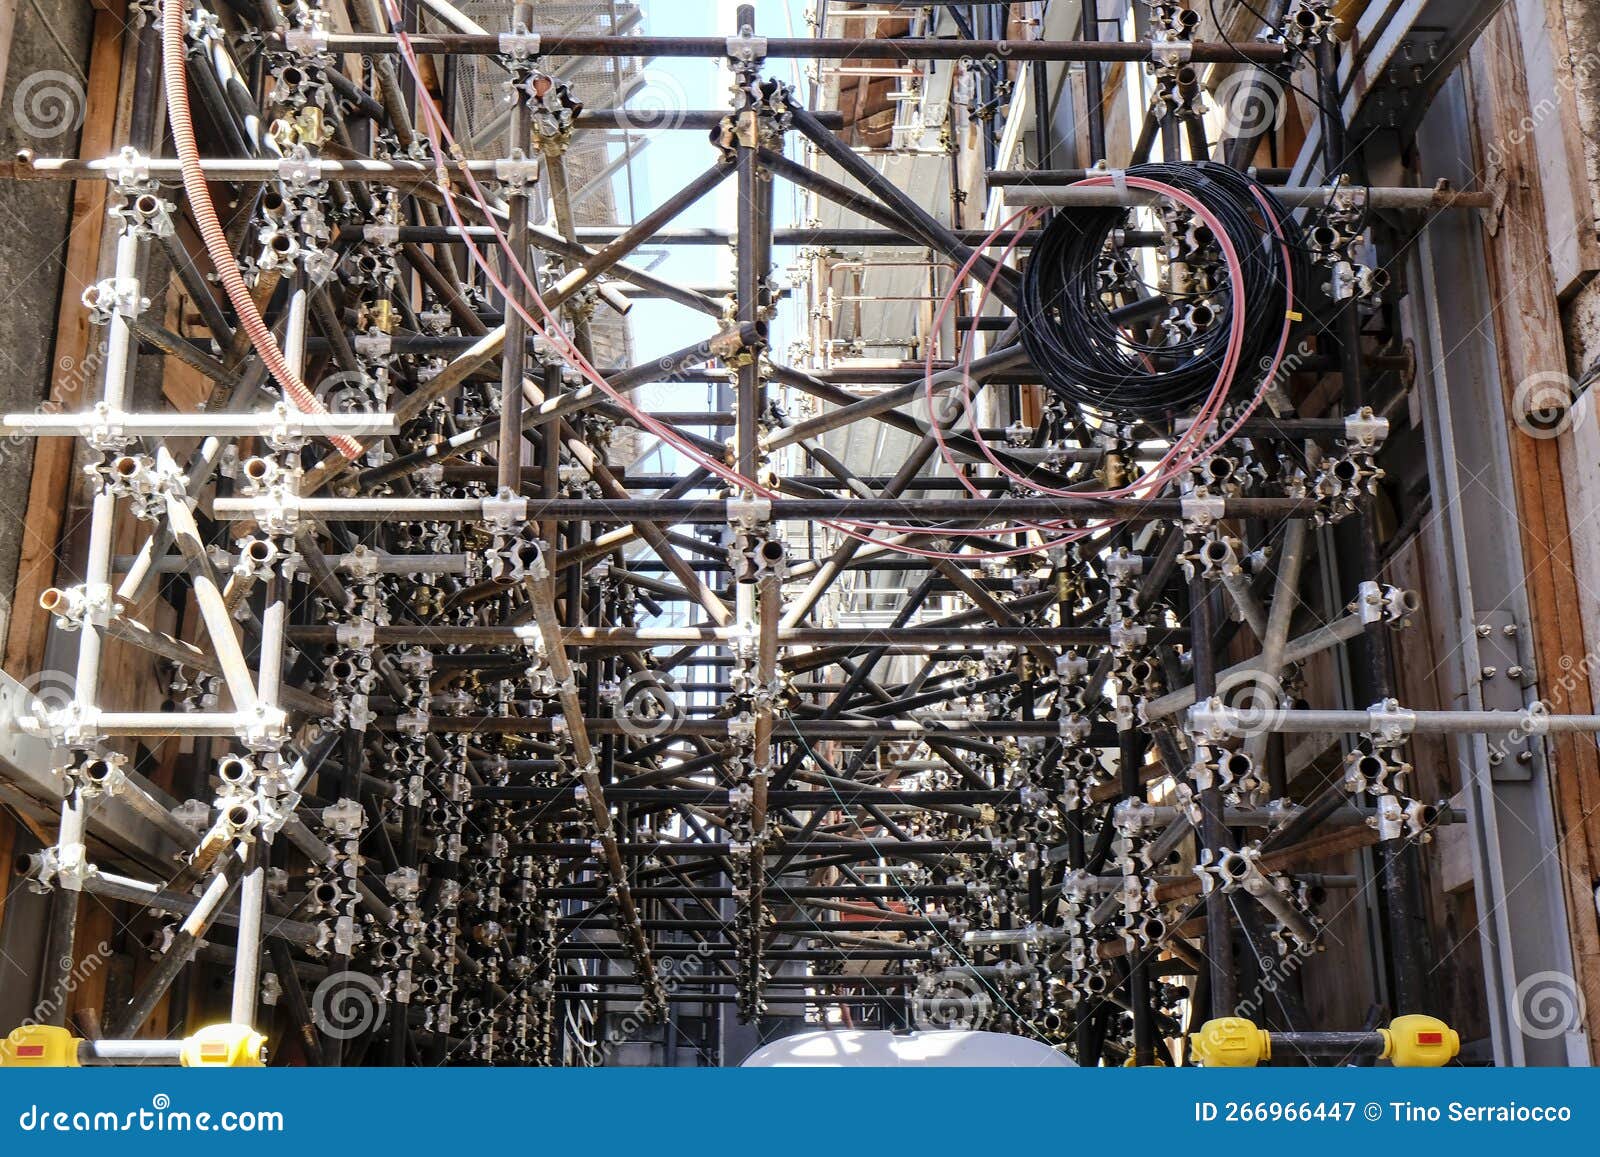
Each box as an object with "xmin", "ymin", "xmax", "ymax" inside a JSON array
[
  {"xmin": 162, "ymin": 0, "xmax": 361, "ymax": 460},
  {"xmin": 381, "ymin": 12, "xmax": 1053, "ymax": 558},
  {"xmin": 930, "ymin": 176, "xmax": 1293, "ymax": 509},
  {"xmin": 379, "ymin": 10, "xmax": 1292, "ymax": 562}
]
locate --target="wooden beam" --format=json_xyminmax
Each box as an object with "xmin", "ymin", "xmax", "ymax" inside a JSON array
[
  {"xmin": 1, "ymin": 7, "xmax": 125, "ymax": 680},
  {"xmin": 0, "ymin": 812, "xmax": 14, "ymax": 934},
  {"xmin": 67, "ymin": 900, "xmax": 113, "ymax": 1024},
  {"xmin": 0, "ymin": 0, "xmax": 19, "ymax": 105},
  {"xmin": 1471, "ymin": 9, "xmax": 1600, "ymax": 1064}
]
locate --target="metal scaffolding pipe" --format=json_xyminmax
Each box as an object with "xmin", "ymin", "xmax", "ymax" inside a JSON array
[{"xmin": 286, "ymin": 34, "xmax": 1286, "ymax": 64}]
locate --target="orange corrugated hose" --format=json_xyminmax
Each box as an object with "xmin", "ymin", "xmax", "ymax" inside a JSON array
[{"xmin": 162, "ymin": 0, "xmax": 361, "ymax": 460}]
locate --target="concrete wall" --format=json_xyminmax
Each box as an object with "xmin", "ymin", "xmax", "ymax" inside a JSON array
[
  {"xmin": 0, "ymin": 0, "xmax": 95, "ymax": 652},
  {"xmin": 0, "ymin": 0, "xmax": 97, "ymax": 1032}
]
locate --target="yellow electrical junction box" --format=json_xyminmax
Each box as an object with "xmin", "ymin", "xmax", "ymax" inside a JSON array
[
  {"xmin": 0, "ymin": 1026, "xmax": 82, "ymax": 1067},
  {"xmin": 1381, "ymin": 1015, "xmax": 1460, "ymax": 1068},
  {"xmin": 1191, "ymin": 1017, "xmax": 1272, "ymax": 1067},
  {"xmin": 180, "ymin": 1023, "xmax": 267, "ymax": 1068}
]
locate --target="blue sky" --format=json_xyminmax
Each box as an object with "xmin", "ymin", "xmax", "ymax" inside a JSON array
[
  {"xmin": 615, "ymin": 1, "xmax": 810, "ymax": 368},
  {"xmin": 599, "ymin": 4, "xmax": 814, "ymax": 618}
]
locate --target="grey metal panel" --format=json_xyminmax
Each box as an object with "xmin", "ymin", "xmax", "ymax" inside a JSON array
[
  {"xmin": 1344, "ymin": 0, "xmax": 1507, "ymax": 141},
  {"xmin": 1288, "ymin": 0, "xmax": 1507, "ymax": 184},
  {"xmin": 0, "ymin": 668, "xmax": 176, "ymax": 870},
  {"xmin": 1405, "ymin": 72, "xmax": 1588, "ymax": 1065}
]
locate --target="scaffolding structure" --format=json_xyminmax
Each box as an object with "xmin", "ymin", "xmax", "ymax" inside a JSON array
[{"xmin": 0, "ymin": 0, "xmax": 1583, "ymax": 1068}]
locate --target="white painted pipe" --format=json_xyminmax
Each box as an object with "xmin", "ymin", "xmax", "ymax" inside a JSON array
[
  {"xmin": 1005, "ymin": 184, "xmax": 1492, "ymax": 210},
  {"xmin": 0, "ymin": 411, "xmax": 399, "ymax": 436}
]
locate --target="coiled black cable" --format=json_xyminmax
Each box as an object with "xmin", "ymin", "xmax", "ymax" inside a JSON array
[{"xmin": 1019, "ymin": 162, "xmax": 1306, "ymax": 421}]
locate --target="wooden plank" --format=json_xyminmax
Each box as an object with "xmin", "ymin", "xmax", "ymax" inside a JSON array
[
  {"xmin": 67, "ymin": 899, "xmax": 113, "ymax": 1023},
  {"xmin": 1298, "ymin": 846, "xmax": 1367, "ymax": 1031},
  {"xmin": 1470, "ymin": 10, "xmax": 1600, "ymax": 1063},
  {"xmin": 1513, "ymin": 0, "xmax": 1600, "ymax": 296},
  {"xmin": 0, "ymin": 0, "xmax": 19, "ymax": 104},
  {"xmin": 0, "ymin": 812, "xmax": 14, "ymax": 933},
  {"xmin": 0, "ymin": 6, "xmax": 125, "ymax": 681}
]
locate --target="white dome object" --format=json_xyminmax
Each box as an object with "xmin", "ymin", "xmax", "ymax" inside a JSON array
[{"xmin": 741, "ymin": 1029, "xmax": 1075, "ymax": 1068}]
